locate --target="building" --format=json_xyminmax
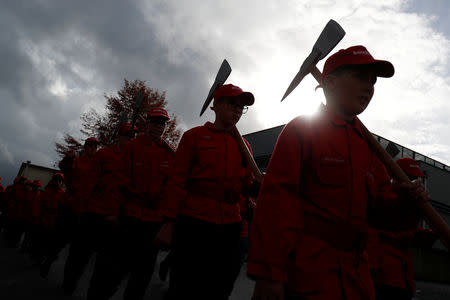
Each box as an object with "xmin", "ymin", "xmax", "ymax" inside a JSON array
[
  {"xmin": 16, "ymin": 161, "xmax": 59, "ymax": 189},
  {"xmin": 243, "ymin": 124, "xmax": 450, "ymax": 283}
]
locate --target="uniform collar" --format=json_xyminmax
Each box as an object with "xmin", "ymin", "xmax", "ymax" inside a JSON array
[
  {"xmin": 319, "ymin": 104, "xmax": 364, "ymax": 137},
  {"xmin": 137, "ymin": 134, "xmax": 162, "ymax": 146},
  {"xmin": 204, "ymin": 121, "xmax": 231, "ymax": 133},
  {"xmin": 111, "ymin": 144, "xmax": 120, "ymax": 153}
]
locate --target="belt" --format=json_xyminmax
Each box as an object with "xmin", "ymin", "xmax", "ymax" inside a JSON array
[
  {"xmin": 188, "ymin": 181, "xmax": 241, "ymax": 204},
  {"xmin": 302, "ymin": 213, "xmax": 367, "ymax": 253},
  {"xmin": 379, "ymin": 233, "xmax": 412, "ymax": 250}
]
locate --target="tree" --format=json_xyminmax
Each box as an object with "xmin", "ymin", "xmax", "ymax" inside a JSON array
[
  {"xmin": 55, "ymin": 133, "xmax": 83, "ymax": 158},
  {"xmin": 55, "ymin": 79, "xmax": 182, "ymax": 158}
]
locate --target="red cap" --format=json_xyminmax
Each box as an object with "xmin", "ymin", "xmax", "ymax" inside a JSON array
[
  {"xmin": 32, "ymin": 180, "xmax": 42, "ymax": 187},
  {"xmin": 213, "ymin": 84, "xmax": 255, "ymax": 106},
  {"xmin": 147, "ymin": 107, "xmax": 169, "ymax": 120},
  {"xmin": 322, "ymin": 45, "xmax": 394, "ymax": 79},
  {"xmin": 85, "ymin": 137, "xmax": 99, "ymax": 144},
  {"xmin": 15, "ymin": 176, "xmax": 26, "ymax": 184},
  {"xmin": 396, "ymin": 158, "xmax": 425, "ymax": 178},
  {"xmin": 118, "ymin": 122, "xmax": 138, "ymax": 135},
  {"xmin": 52, "ymin": 172, "xmax": 65, "ymax": 181}
]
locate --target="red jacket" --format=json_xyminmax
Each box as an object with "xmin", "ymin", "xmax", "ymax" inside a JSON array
[
  {"xmin": 86, "ymin": 145, "xmax": 126, "ymax": 216},
  {"xmin": 162, "ymin": 122, "xmax": 254, "ymax": 224},
  {"xmin": 368, "ymin": 210, "xmax": 435, "ymax": 294},
  {"xmin": 21, "ymin": 190, "xmax": 41, "ymax": 223},
  {"xmin": 247, "ymin": 105, "xmax": 406, "ymax": 300},
  {"xmin": 368, "ymin": 227, "xmax": 416, "ymax": 293},
  {"xmin": 60, "ymin": 154, "xmax": 95, "ymax": 215},
  {"xmin": 39, "ymin": 183, "xmax": 65, "ymax": 227},
  {"xmin": 5, "ymin": 184, "xmax": 24, "ymax": 218},
  {"xmin": 119, "ymin": 135, "xmax": 174, "ymax": 222},
  {"xmin": 0, "ymin": 184, "xmax": 9, "ymax": 213}
]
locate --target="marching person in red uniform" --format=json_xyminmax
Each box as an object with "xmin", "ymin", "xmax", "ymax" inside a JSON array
[
  {"xmin": 60, "ymin": 136, "xmax": 99, "ymax": 295},
  {"xmin": 20, "ymin": 180, "xmax": 36, "ymax": 223},
  {"xmin": 59, "ymin": 137, "xmax": 99, "ymax": 218},
  {"xmin": 18, "ymin": 180, "xmax": 41, "ymax": 255},
  {"xmin": 23, "ymin": 180, "xmax": 43, "ymax": 262},
  {"xmin": 155, "ymin": 84, "xmax": 255, "ymax": 300},
  {"xmin": 247, "ymin": 46, "xmax": 430, "ymax": 300},
  {"xmin": 3, "ymin": 176, "xmax": 27, "ymax": 247},
  {"xmin": 113, "ymin": 107, "xmax": 174, "ymax": 300},
  {"xmin": 368, "ymin": 158, "xmax": 437, "ymax": 300},
  {"xmin": 39, "ymin": 172, "xmax": 66, "ymax": 277},
  {"xmin": 84, "ymin": 122, "xmax": 139, "ymax": 300}
]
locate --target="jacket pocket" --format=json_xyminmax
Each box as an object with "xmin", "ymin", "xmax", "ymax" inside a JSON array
[
  {"xmin": 316, "ymin": 156, "xmax": 348, "ymax": 187},
  {"xmin": 197, "ymin": 140, "xmax": 218, "ymax": 168}
]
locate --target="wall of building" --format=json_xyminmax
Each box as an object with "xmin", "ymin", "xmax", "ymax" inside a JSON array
[{"xmin": 17, "ymin": 161, "xmax": 59, "ymax": 188}]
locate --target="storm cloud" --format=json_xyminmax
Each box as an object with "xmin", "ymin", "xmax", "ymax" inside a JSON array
[{"xmin": 0, "ymin": 0, "xmax": 449, "ymax": 185}]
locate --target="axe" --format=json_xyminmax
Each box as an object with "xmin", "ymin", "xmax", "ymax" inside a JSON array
[
  {"xmin": 281, "ymin": 19, "xmax": 345, "ymax": 101},
  {"xmin": 130, "ymin": 92, "xmax": 144, "ymax": 130},
  {"xmin": 282, "ymin": 20, "xmax": 450, "ymax": 250},
  {"xmin": 110, "ymin": 92, "xmax": 143, "ymax": 144},
  {"xmin": 201, "ymin": 60, "xmax": 263, "ymax": 181},
  {"xmin": 110, "ymin": 111, "xmax": 129, "ymax": 144}
]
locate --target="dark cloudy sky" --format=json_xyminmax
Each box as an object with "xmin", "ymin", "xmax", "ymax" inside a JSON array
[{"xmin": 1, "ymin": 0, "xmax": 449, "ymax": 185}]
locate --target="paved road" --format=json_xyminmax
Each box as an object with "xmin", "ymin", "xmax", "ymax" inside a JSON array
[
  {"xmin": 0, "ymin": 233, "xmax": 449, "ymax": 300},
  {"xmin": 0, "ymin": 232, "xmax": 254, "ymax": 299}
]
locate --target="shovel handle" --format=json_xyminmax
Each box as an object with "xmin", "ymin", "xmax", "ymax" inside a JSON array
[
  {"xmin": 311, "ymin": 65, "xmax": 450, "ymax": 250},
  {"xmin": 311, "ymin": 66, "xmax": 322, "ymax": 83},
  {"xmin": 232, "ymin": 126, "xmax": 263, "ymax": 182},
  {"xmin": 360, "ymin": 122, "xmax": 450, "ymax": 250}
]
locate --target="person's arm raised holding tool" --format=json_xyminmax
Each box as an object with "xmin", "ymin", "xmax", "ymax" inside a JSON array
[{"xmin": 248, "ymin": 20, "xmax": 442, "ymax": 300}]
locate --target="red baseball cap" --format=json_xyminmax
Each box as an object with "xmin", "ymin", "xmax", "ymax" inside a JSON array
[
  {"xmin": 213, "ymin": 84, "xmax": 255, "ymax": 106},
  {"xmin": 396, "ymin": 158, "xmax": 425, "ymax": 178},
  {"xmin": 85, "ymin": 137, "xmax": 99, "ymax": 144},
  {"xmin": 322, "ymin": 45, "xmax": 394, "ymax": 79},
  {"xmin": 118, "ymin": 122, "xmax": 138, "ymax": 135},
  {"xmin": 15, "ymin": 176, "xmax": 27, "ymax": 184},
  {"xmin": 147, "ymin": 107, "xmax": 169, "ymax": 120},
  {"xmin": 52, "ymin": 172, "xmax": 65, "ymax": 181}
]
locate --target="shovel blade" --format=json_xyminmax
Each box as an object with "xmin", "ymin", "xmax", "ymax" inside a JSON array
[
  {"xmin": 281, "ymin": 50, "xmax": 320, "ymax": 102},
  {"xmin": 133, "ymin": 92, "xmax": 144, "ymax": 110},
  {"xmin": 119, "ymin": 111, "xmax": 128, "ymax": 124},
  {"xmin": 280, "ymin": 19, "xmax": 345, "ymax": 101},
  {"xmin": 200, "ymin": 59, "xmax": 232, "ymax": 116},
  {"xmin": 313, "ymin": 19, "xmax": 346, "ymax": 60},
  {"xmin": 214, "ymin": 59, "xmax": 231, "ymax": 84}
]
